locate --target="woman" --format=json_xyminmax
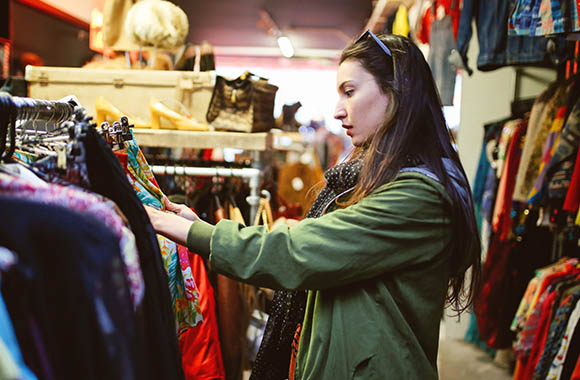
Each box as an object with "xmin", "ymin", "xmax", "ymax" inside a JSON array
[{"xmin": 147, "ymin": 32, "xmax": 481, "ymax": 379}]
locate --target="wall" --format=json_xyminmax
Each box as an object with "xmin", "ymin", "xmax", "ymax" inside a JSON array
[
  {"xmin": 36, "ymin": 0, "xmax": 96, "ymax": 23},
  {"xmin": 11, "ymin": 1, "xmax": 93, "ymax": 71},
  {"xmin": 446, "ymin": 26, "xmax": 556, "ymax": 340}
]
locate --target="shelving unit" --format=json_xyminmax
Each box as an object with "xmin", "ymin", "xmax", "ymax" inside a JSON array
[
  {"xmin": 131, "ymin": 129, "xmax": 306, "ymax": 151},
  {"xmin": 131, "ymin": 129, "xmax": 272, "ymax": 151},
  {"xmin": 132, "ymin": 128, "xmax": 306, "ymax": 221}
]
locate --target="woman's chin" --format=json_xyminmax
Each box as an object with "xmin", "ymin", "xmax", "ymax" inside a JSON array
[{"xmin": 351, "ymin": 137, "xmax": 363, "ymax": 147}]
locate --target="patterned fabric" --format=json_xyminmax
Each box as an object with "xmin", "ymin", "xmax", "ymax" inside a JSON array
[
  {"xmin": 121, "ymin": 136, "xmax": 203, "ymax": 334},
  {"xmin": 124, "ymin": 139, "xmax": 165, "ymax": 209},
  {"xmin": 528, "ymin": 105, "xmax": 568, "ymax": 205},
  {"xmin": 573, "ymin": 0, "xmax": 580, "ymax": 31},
  {"xmin": 513, "ymin": 276, "xmax": 541, "ymax": 331},
  {"xmin": 512, "ymin": 259, "xmax": 579, "ymax": 357},
  {"xmin": 509, "ymin": 0, "xmax": 531, "ymax": 35},
  {"xmin": 545, "ymin": 99, "xmax": 580, "ymax": 201},
  {"xmin": 546, "ymin": 292, "xmax": 580, "ymax": 379},
  {"xmin": 533, "ymin": 289, "xmax": 580, "ymax": 379},
  {"xmin": 250, "ymin": 159, "xmax": 361, "ymax": 380},
  {"xmin": 520, "ymin": 85, "xmax": 570, "ymax": 203},
  {"xmin": 493, "ymin": 121, "xmax": 519, "ymax": 179},
  {"xmin": 563, "ymin": 147, "xmax": 580, "ymax": 213},
  {"xmin": 514, "ymin": 89, "xmax": 553, "ymax": 201},
  {"xmin": 0, "ymin": 171, "xmax": 145, "ymax": 308},
  {"xmin": 519, "ymin": 286, "xmax": 560, "ymax": 379},
  {"xmin": 512, "ymin": 0, "xmax": 579, "ymax": 35}
]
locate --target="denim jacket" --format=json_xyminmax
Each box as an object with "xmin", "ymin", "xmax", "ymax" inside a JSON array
[{"xmin": 456, "ymin": 0, "xmax": 550, "ymax": 72}]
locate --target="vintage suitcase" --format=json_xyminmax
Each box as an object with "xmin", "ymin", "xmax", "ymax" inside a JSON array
[{"xmin": 26, "ymin": 66, "xmax": 215, "ymax": 128}]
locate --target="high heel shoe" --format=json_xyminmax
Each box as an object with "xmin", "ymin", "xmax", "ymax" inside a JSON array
[
  {"xmin": 149, "ymin": 98, "xmax": 209, "ymax": 131},
  {"xmin": 95, "ymin": 96, "xmax": 151, "ymax": 129}
]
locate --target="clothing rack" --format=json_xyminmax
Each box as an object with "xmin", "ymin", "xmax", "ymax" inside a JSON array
[
  {"xmin": 1, "ymin": 95, "xmax": 85, "ymax": 161},
  {"xmin": 151, "ymin": 165, "xmax": 262, "ymax": 221},
  {"xmin": 9, "ymin": 96, "xmax": 77, "ymax": 123}
]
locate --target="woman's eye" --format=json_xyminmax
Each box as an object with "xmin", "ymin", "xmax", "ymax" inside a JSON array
[{"xmin": 345, "ymin": 89, "xmax": 354, "ymax": 97}]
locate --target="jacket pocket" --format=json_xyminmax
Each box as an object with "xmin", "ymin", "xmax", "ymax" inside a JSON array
[{"xmin": 352, "ymin": 354, "xmax": 377, "ymax": 380}]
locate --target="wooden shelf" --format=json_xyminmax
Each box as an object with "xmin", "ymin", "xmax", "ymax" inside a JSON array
[
  {"xmin": 131, "ymin": 129, "xmax": 271, "ymax": 150},
  {"xmin": 270, "ymin": 131, "xmax": 307, "ymax": 151},
  {"xmin": 131, "ymin": 129, "xmax": 306, "ymax": 151}
]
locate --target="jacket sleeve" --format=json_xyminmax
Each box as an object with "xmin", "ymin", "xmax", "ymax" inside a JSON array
[
  {"xmin": 202, "ymin": 176, "xmax": 452, "ymax": 291},
  {"xmin": 455, "ymin": 0, "xmax": 476, "ymax": 71}
]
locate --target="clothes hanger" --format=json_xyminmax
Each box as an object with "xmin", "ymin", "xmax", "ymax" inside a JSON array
[{"xmin": 0, "ymin": 95, "xmax": 10, "ymax": 161}]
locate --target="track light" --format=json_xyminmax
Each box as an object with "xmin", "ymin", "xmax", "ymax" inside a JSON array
[{"xmin": 277, "ymin": 35, "xmax": 294, "ymax": 58}]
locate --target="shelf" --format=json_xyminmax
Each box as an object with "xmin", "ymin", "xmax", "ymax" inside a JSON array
[
  {"xmin": 131, "ymin": 129, "xmax": 306, "ymax": 151},
  {"xmin": 131, "ymin": 129, "xmax": 271, "ymax": 150},
  {"xmin": 270, "ymin": 131, "xmax": 307, "ymax": 151}
]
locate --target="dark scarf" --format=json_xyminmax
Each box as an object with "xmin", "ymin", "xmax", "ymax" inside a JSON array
[{"xmin": 250, "ymin": 159, "xmax": 361, "ymax": 380}]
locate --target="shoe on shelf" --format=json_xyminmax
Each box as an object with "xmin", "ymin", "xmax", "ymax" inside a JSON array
[
  {"xmin": 149, "ymin": 98, "xmax": 209, "ymax": 131},
  {"xmin": 95, "ymin": 96, "xmax": 151, "ymax": 129}
]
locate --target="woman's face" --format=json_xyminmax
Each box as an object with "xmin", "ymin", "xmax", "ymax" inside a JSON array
[{"xmin": 334, "ymin": 59, "xmax": 391, "ymax": 146}]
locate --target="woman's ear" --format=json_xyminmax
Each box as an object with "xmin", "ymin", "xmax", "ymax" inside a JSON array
[{"xmin": 383, "ymin": 91, "xmax": 397, "ymax": 123}]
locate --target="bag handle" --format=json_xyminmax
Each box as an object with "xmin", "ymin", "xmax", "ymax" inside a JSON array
[{"xmin": 193, "ymin": 45, "xmax": 201, "ymax": 73}]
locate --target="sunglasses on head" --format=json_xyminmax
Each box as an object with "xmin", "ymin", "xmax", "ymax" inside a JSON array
[{"xmin": 356, "ymin": 29, "xmax": 392, "ymax": 57}]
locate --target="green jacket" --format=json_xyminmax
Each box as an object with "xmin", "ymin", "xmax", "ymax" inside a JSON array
[{"xmin": 188, "ymin": 172, "xmax": 453, "ymax": 379}]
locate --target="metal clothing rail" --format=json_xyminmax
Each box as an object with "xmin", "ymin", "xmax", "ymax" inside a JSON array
[
  {"xmin": 150, "ymin": 165, "xmax": 262, "ymax": 221},
  {"xmin": 10, "ymin": 96, "xmax": 76, "ymax": 123}
]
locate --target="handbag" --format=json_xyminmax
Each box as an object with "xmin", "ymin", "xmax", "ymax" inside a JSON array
[{"xmin": 206, "ymin": 71, "xmax": 278, "ymax": 132}]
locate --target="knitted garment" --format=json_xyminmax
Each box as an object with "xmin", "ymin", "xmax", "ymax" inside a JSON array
[{"xmin": 250, "ymin": 159, "xmax": 361, "ymax": 380}]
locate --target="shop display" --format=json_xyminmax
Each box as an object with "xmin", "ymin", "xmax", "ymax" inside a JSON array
[
  {"xmin": 206, "ymin": 72, "xmax": 279, "ymax": 133},
  {"xmin": 6, "ymin": 0, "xmax": 580, "ymax": 379},
  {"xmin": 25, "ymin": 66, "xmax": 215, "ymax": 128}
]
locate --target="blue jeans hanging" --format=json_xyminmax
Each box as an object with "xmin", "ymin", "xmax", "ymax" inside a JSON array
[{"xmin": 428, "ymin": 15, "xmax": 456, "ymax": 106}]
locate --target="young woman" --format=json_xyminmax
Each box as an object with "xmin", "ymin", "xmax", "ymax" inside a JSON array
[{"xmin": 146, "ymin": 32, "xmax": 481, "ymax": 379}]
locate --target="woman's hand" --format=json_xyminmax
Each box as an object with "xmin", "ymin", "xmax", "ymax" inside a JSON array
[
  {"xmin": 163, "ymin": 197, "xmax": 200, "ymax": 222},
  {"xmin": 145, "ymin": 205, "xmax": 194, "ymax": 247}
]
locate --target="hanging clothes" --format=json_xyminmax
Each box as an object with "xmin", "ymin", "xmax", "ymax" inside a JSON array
[
  {"xmin": 392, "ymin": 5, "xmax": 411, "ymax": 37},
  {"xmin": 513, "ymin": 82, "xmax": 561, "ymax": 201},
  {"xmin": 456, "ymin": 0, "xmax": 550, "ymax": 72},
  {"xmin": 546, "ymin": 292, "xmax": 580, "ymax": 378},
  {"xmin": 492, "ymin": 120, "xmax": 527, "ymax": 241},
  {"xmin": 516, "ymin": 82, "xmax": 571, "ymax": 203},
  {"xmin": 117, "ymin": 137, "xmax": 203, "ymax": 335},
  {"xmin": 528, "ymin": 104, "xmax": 569, "ymax": 205},
  {"xmin": 81, "ymin": 127, "xmax": 185, "ymax": 380},
  {"xmin": 0, "ymin": 278, "xmax": 37, "ymax": 380},
  {"xmin": 178, "ymin": 249, "xmax": 225, "ymax": 380},
  {"xmin": 0, "ymin": 172, "xmax": 145, "ymax": 308},
  {"xmin": 0, "ymin": 196, "xmax": 141, "ymax": 380},
  {"xmin": 563, "ymin": 147, "xmax": 580, "ymax": 213},
  {"xmin": 511, "ymin": 0, "xmax": 580, "ymax": 35},
  {"xmin": 418, "ymin": 0, "xmax": 461, "ymax": 43}
]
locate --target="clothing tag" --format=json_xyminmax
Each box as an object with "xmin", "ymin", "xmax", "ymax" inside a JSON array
[{"xmin": 57, "ymin": 145, "xmax": 67, "ymax": 170}]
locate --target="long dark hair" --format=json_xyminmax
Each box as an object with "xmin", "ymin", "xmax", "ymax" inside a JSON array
[{"xmin": 340, "ymin": 34, "xmax": 481, "ymax": 314}]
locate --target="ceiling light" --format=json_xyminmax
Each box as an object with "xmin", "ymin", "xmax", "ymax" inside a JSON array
[{"xmin": 277, "ymin": 36, "xmax": 294, "ymax": 58}]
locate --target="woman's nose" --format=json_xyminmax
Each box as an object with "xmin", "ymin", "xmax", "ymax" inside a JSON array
[{"xmin": 334, "ymin": 102, "xmax": 346, "ymax": 120}]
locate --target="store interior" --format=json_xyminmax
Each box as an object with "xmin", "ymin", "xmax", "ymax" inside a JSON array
[{"xmin": 1, "ymin": 0, "xmax": 580, "ymax": 379}]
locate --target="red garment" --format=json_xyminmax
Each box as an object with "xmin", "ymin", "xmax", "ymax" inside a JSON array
[
  {"xmin": 475, "ymin": 238, "xmax": 514, "ymax": 348},
  {"xmin": 179, "ymin": 251, "xmax": 225, "ymax": 380},
  {"xmin": 417, "ymin": 0, "xmax": 461, "ymax": 44},
  {"xmin": 572, "ymin": 353, "xmax": 580, "ymax": 380},
  {"xmin": 492, "ymin": 120, "xmax": 527, "ymax": 242},
  {"xmin": 563, "ymin": 147, "xmax": 580, "ymax": 213},
  {"xmin": 519, "ymin": 289, "xmax": 559, "ymax": 380}
]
